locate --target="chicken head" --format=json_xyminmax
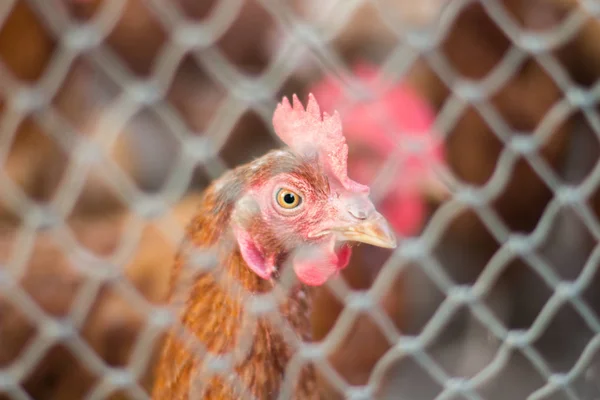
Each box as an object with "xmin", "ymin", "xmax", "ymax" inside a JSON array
[{"xmin": 229, "ymin": 94, "xmax": 397, "ymax": 286}]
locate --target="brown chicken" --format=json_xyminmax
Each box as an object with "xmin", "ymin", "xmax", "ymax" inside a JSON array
[
  {"xmin": 152, "ymin": 94, "xmax": 397, "ymax": 399},
  {"xmin": 0, "ymin": 0, "xmax": 278, "ymax": 226},
  {"xmin": 0, "ymin": 1, "xmax": 57, "ymax": 223},
  {"xmin": 408, "ymin": 0, "xmax": 600, "ymax": 242},
  {"xmin": 68, "ymin": 0, "xmax": 275, "ymax": 76},
  {"xmin": 367, "ymin": 1, "xmax": 600, "ymax": 397},
  {"xmin": 305, "ymin": 61, "xmax": 447, "ymax": 394},
  {"xmin": 0, "ymin": 194, "xmax": 201, "ymax": 399},
  {"xmin": 65, "ymin": 0, "xmax": 285, "ymax": 191},
  {"xmin": 540, "ymin": 0, "xmax": 600, "ymax": 218},
  {"xmin": 0, "ymin": 1, "xmax": 136, "ymax": 223}
]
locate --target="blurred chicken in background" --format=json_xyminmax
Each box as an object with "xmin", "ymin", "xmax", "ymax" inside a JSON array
[
  {"xmin": 306, "ymin": 61, "xmax": 447, "ymax": 394},
  {"xmin": 67, "ymin": 0, "xmax": 285, "ymax": 185},
  {"xmin": 378, "ymin": 0, "xmax": 600, "ymax": 398},
  {"xmin": 0, "ymin": 194, "xmax": 200, "ymax": 399},
  {"xmin": 0, "ymin": 1, "xmax": 134, "ymax": 223},
  {"xmin": 312, "ymin": 63, "xmax": 447, "ymax": 237}
]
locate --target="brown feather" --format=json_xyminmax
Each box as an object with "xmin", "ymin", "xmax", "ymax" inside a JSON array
[{"xmin": 152, "ymin": 153, "xmax": 322, "ymax": 399}]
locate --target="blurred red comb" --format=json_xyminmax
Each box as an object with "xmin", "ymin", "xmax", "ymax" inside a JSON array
[
  {"xmin": 310, "ymin": 62, "xmax": 442, "ymax": 157},
  {"xmin": 310, "ymin": 62, "xmax": 445, "ymax": 188},
  {"xmin": 273, "ymin": 93, "xmax": 368, "ymax": 194}
]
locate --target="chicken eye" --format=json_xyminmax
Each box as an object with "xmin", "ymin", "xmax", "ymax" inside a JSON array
[{"xmin": 276, "ymin": 188, "xmax": 302, "ymax": 209}]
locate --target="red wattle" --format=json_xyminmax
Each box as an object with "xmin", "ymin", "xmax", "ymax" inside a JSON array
[
  {"xmin": 336, "ymin": 245, "xmax": 352, "ymax": 270},
  {"xmin": 293, "ymin": 244, "xmax": 352, "ymax": 286}
]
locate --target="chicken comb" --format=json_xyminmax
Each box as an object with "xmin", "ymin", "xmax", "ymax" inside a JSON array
[
  {"xmin": 273, "ymin": 93, "xmax": 369, "ymax": 193},
  {"xmin": 309, "ymin": 62, "xmax": 445, "ymax": 191}
]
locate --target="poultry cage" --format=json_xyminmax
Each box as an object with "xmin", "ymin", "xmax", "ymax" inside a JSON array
[{"xmin": 1, "ymin": 0, "xmax": 600, "ymax": 399}]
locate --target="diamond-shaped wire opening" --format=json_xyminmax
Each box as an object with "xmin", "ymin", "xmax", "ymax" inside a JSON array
[
  {"xmin": 0, "ymin": 292, "xmax": 39, "ymax": 369},
  {"xmin": 68, "ymin": 0, "xmax": 169, "ymax": 77},
  {"xmin": 219, "ymin": 109, "xmax": 278, "ymax": 167},
  {"xmin": 19, "ymin": 344, "xmax": 99, "ymax": 399},
  {"xmin": 376, "ymin": 349, "xmax": 445, "ymax": 399},
  {"xmin": 0, "ymin": 118, "xmax": 64, "ymax": 224},
  {"xmin": 0, "ymin": 2, "xmax": 56, "ymax": 83}
]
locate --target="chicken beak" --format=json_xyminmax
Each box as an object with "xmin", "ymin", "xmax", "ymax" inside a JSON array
[{"xmin": 330, "ymin": 211, "xmax": 397, "ymax": 249}]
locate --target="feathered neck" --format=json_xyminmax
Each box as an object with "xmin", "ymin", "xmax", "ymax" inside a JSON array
[{"xmin": 152, "ymin": 178, "xmax": 319, "ymax": 399}]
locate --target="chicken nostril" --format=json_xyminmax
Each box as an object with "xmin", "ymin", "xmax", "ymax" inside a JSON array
[{"xmin": 348, "ymin": 209, "xmax": 367, "ymax": 220}]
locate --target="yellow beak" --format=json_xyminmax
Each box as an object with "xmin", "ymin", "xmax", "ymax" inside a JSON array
[{"xmin": 327, "ymin": 212, "xmax": 397, "ymax": 249}]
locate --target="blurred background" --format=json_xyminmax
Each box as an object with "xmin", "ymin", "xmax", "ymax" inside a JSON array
[{"xmin": 1, "ymin": 0, "xmax": 600, "ymax": 398}]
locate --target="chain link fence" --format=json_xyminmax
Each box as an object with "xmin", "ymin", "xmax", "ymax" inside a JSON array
[{"xmin": 1, "ymin": 0, "xmax": 600, "ymax": 399}]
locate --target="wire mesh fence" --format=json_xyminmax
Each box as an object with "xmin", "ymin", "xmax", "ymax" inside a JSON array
[{"xmin": 1, "ymin": 0, "xmax": 600, "ymax": 399}]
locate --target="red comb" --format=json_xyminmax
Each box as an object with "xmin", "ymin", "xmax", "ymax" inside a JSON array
[
  {"xmin": 309, "ymin": 62, "xmax": 445, "ymax": 191},
  {"xmin": 273, "ymin": 93, "xmax": 369, "ymax": 193}
]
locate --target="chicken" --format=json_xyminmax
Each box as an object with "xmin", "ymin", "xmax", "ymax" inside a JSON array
[
  {"xmin": 311, "ymin": 62, "xmax": 447, "ymax": 238},
  {"xmin": 0, "ymin": 1, "xmax": 57, "ymax": 223},
  {"xmin": 65, "ymin": 0, "xmax": 285, "ymax": 192},
  {"xmin": 152, "ymin": 94, "xmax": 397, "ymax": 399},
  {"xmin": 305, "ymin": 61, "xmax": 447, "ymax": 392},
  {"xmin": 0, "ymin": 1, "xmax": 54, "ymax": 81},
  {"xmin": 0, "ymin": 1, "xmax": 136, "ymax": 223},
  {"xmin": 410, "ymin": 0, "xmax": 576, "ymax": 240},
  {"xmin": 512, "ymin": 0, "xmax": 600, "ymax": 88},
  {"xmin": 365, "ymin": 1, "xmax": 600, "ymax": 398},
  {"xmin": 533, "ymin": 0, "xmax": 600, "ymax": 219},
  {"xmin": 0, "ymin": 194, "xmax": 201, "ymax": 399},
  {"xmin": 67, "ymin": 0, "xmax": 275, "ymax": 77}
]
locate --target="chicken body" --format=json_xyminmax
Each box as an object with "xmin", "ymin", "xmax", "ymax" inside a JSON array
[
  {"xmin": 152, "ymin": 153, "xmax": 326, "ymax": 399},
  {"xmin": 153, "ymin": 172, "xmax": 317, "ymax": 398}
]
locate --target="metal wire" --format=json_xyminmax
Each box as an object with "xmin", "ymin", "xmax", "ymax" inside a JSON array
[{"xmin": 0, "ymin": 0, "xmax": 599, "ymax": 399}]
